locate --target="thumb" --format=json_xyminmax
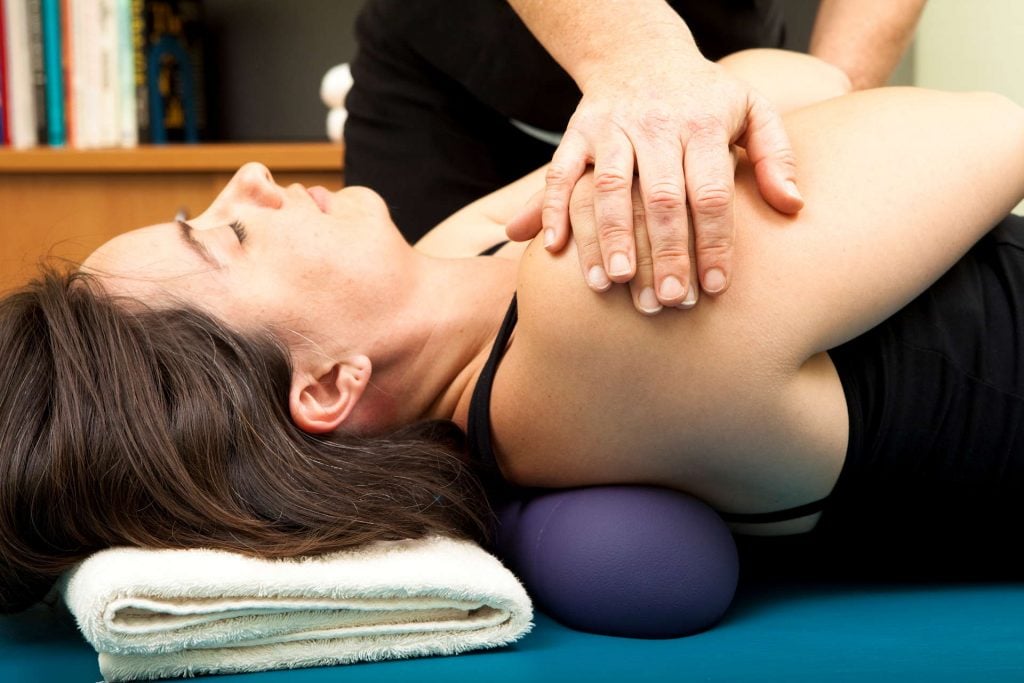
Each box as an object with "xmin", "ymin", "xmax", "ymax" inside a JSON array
[
  {"xmin": 738, "ymin": 91, "xmax": 804, "ymax": 215},
  {"xmin": 505, "ymin": 189, "xmax": 548, "ymax": 243}
]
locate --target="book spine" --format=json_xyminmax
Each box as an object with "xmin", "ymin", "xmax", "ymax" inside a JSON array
[
  {"xmin": 131, "ymin": 0, "xmax": 147, "ymax": 143},
  {"xmin": 146, "ymin": 0, "xmax": 206, "ymax": 144},
  {"xmin": 5, "ymin": 0, "xmax": 39, "ymax": 148},
  {"xmin": 59, "ymin": 0, "xmax": 72, "ymax": 146},
  {"xmin": 116, "ymin": 0, "xmax": 136, "ymax": 146},
  {"xmin": 25, "ymin": 0, "xmax": 46, "ymax": 144},
  {"xmin": 39, "ymin": 0, "xmax": 61, "ymax": 145},
  {"xmin": 0, "ymin": 0, "xmax": 9, "ymax": 146},
  {"xmin": 97, "ymin": 0, "xmax": 119, "ymax": 147},
  {"xmin": 72, "ymin": 0, "xmax": 97, "ymax": 148}
]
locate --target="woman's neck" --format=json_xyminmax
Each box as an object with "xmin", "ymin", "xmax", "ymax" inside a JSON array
[{"xmin": 349, "ymin": 253, "xmax": 518, "ymax": 433}]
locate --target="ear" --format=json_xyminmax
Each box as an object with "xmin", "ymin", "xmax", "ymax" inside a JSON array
[{"xmin": 288, "ymin": 354, "xmax": 372, "ymax": 434}]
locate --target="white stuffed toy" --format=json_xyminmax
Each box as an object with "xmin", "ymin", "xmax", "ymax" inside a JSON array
[{"xmin": 320, "ymin": 63, "xmax": 353, "ymax": 142}]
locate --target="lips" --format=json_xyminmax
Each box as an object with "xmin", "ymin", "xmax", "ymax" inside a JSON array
[{"xmin": 306, "ymin": 186, "xmax": 331, "ymax": 213}]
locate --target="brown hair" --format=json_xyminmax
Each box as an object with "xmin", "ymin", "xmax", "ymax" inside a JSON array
[{"xmin": 0, "ymin": 266, "xmax": 492, "ymax": 613}]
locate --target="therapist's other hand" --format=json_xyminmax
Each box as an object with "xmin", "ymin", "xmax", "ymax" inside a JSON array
[
  {"xmin": 511, "ymin": 54, "xmax": 803, "ymax": 306},
  {"xmin": 572, "ymin": 170, "xmax": 699, "ymax": 314}
]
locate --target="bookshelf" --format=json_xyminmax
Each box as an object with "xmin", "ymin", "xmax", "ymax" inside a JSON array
[{"xmin": 0, "ymin": 142, "xmax": 344, "ymax": 291}]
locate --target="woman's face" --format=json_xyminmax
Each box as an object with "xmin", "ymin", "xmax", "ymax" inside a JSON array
[{"xmin": 83, "ymin": 163, "xmax": 411, "ymax": 344}]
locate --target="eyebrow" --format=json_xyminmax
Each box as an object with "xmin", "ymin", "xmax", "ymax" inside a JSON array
[{"xmin": 176, "ymin": 220, "xmax": 222, "ymax": 269}]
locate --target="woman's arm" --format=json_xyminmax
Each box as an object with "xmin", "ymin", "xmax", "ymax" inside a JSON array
[
  {"xmin": 501, "ymin": 87, "xmax": 1024, "ymax": 494},
  {"xmin": 413, "ymin": 168, "xmax": 545, "ymax": 259},
  {"xmin": 748, "ymin": 88, "xmax": 1024, "ymax": 362}
]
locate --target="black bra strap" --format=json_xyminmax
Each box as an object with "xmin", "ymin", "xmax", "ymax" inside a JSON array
[
  {"xmin": 466, "ymin": 295, "xmax": 519, "ymax": 473},
  {"xmin": 478, "ymin": 240, "xmax": 509, "ymax": 256},
  {"xmin": 718, "ymin": 496, "xmax": 831, "ymax": 524}
]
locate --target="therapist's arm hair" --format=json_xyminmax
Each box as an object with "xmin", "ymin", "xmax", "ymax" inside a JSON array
[{"xmin": 810, "ymin": 0, "xmax": 928, "ymax": 90}]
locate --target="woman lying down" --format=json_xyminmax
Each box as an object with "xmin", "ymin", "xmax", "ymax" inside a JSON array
[{"xmin": 2, "ymin": 49, "xmax": 1023, "ymax": 611}]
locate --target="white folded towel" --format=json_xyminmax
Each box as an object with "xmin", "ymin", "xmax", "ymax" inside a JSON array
[{"xmin": 60, "ymin": 536, "xmax": 533, "ymax": 681}]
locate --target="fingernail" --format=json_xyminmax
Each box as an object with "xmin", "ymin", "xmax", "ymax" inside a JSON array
[
  {"xmin": 659, "ymin": 276, "xmax": 685, "ymax": 301},
  {"xmin": 587, "ymin": 265, "xmax": 612, "ymax": 291},
  {"xmin": 679, "ymin": 283, "xmax": 699, "ymax": 308},
  {"xmin": 543, "ymin": 228, "xmax": 556, "ymax": 249},
  {"xmin": 704, "ymin": 268, "xmax": 727, "ymax": 294},
  {"xmin": 785, "ymin": 180, "xmax": 803, "ymax": 202},
  {"xmin": 639, "ymin": 287, "xmax": 662, "ymax": 314},
  {"xmin": 608, "ymin": 252, "xmax": 631, "ymax": 277}
]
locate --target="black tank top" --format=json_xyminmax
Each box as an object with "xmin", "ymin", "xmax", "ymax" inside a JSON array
[{"xmin": 822, "ymin": 214, "xmax": 1024, "ymax": 541}]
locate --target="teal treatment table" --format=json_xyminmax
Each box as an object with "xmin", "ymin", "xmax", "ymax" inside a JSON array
[{"xmin": 5, "ymin": 577, "xmax": 1024, "ymax": 682}]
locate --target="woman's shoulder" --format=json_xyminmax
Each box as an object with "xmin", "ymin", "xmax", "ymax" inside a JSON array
[{"xmin": 489, "ymin": 239, "xmax": 793, "ymax": 488}]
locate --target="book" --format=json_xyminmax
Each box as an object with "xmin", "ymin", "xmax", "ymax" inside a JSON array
[
  {"xmin": 130, "ymin": 0, "xmax": 147, "ymax": 141},
  {"xmin": 142, "ymin": 0, "xmax": 207, "ymax": 143},
  {"xmin": 65, "ymin": 0, "xmax": 92, "ymax": 147},
  {"xmin": 96, "ymin": 0, "xmax": 120, "ymax": 147},
  {"xmin": 116, "ymin": 0, "xmax": 136, "ymax": 146},
  {"xmin": 25, "ymin": 0, "xmax": 46, "ymax": 144},
  {"xmin": 59, "ymin": 0, "xmax": 72, "ymax": 146},
  {"xmin": 0, "ymin": 0, "xmax": 9, "ymax": 145},
  {"xmin": 39, "ymin": 0, "xmax": 62, "ymax": 145},
  {"xmin": 4, "ymin": 0, "xmax": 39, "ymax": 148}
]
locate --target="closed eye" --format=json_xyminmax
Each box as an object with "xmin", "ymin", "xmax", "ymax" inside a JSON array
[{"xmin": 229, "ymin": 220, "xmax": 248, "ymax": 244}]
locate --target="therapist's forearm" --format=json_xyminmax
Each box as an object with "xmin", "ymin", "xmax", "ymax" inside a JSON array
[
  {"xmin": 506, "ymin": 0, "xmax": 701, "ymax": 90},
  {"xmin": 809, "ymin": 0, "xmax": 927, "ymax": 90}
]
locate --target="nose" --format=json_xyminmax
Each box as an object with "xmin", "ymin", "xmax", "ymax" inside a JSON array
[{"xmin": 224, "ymin": 162, "xmax": 284, "ymax": 209}]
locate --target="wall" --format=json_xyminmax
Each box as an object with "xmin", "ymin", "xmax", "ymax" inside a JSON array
[
  {"xmin": 204, "ymin": 0, "xmax": 362, "ymax": 141},
  {"xmin": 913, "ymin": 0, "xmax": 1024, "ymax": 214},
  {"xmin": 914, "ymin": 0, "xmax": 1024, "ymax": 104}
]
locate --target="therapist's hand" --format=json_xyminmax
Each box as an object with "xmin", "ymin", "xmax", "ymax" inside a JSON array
[
  {"xmin": 508, "ymin": 53, "xmax": 803, "ymax": 308},
  {"xmin": 574, "ymin": 170, "xmax": 700, "ymax": 314}
]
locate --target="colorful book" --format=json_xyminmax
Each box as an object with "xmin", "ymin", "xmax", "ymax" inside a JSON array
[
  {"xmin": 96, "ymin": 0, "xmax": 120, "ymax": 147},
  {"xmin": 130, "ymin": 0, "xmax": 147, "ymax": 142},
  {"xmin": 116, "ymin": 0, "xmax": 136, "ymax": 146},
  {"xmin": 65, "ymin": 0, "xmax": 89, "ymax": 146},
  {"xmin": 143, "ymin": 0, "xmax": 207, "ymax": 143},
  {"xmin": 59, "ymin": 0, "xmax": 72, "ymax": 146},
  {"xmin": 39, "ymin": 0, "xmax": 62, "ymax": 145},
  {"xmin": 25, "ymin": 0, "xmax": 46, "ymax": 144},
  {"xmin": 0, "ymin": 0, "xmax": 9, "ymax": 145},
  {"xmin": 4, "ymin": 0, "xmax": 39, "ymax": 148}
]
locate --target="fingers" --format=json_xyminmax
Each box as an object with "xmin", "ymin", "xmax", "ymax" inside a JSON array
[
  {"xmin": 574, "ymin": 178, "xmax": 697, "ymax": 315},
  {"xmin": 543, "ymin": 131, "xmax": 590, "ymax": 251},
  {"xmin": 683, "ymin": 118, "xmax": 736, "ymax": 295},
  {"xmin": 590, "ymin": 136, "xmax": 637, "ymax": 283},
  {"xmin": 505, "ymin": 189, "xmax": 547, "ymax": 243},
  {"xmin": 626, "ymin": 187, "xmax": 662, "ymax": 315},
  {"xmin": 568, "ymin": 176, "xmax": 612, "ymax": 293},
  {"xmin": 632, "ymin": 129, "xmax": 690, "ymax": 307},
  {"xmin": 627, "ymin": 185, "xmax": 700, "ymax": 314},
  {"xmin": 740, "ymin": 91, "xmax": 804, "ymax": 215}
]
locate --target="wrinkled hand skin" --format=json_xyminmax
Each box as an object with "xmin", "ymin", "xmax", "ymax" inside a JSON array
[{"xmin": 543, "ymin": 53, "xmax": 803, "ymax": 311}]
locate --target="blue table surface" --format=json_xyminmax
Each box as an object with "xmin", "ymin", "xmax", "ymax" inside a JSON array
[{"xmin": 4, "ymin": 580, "xmax": 1024, "ymax": 682}]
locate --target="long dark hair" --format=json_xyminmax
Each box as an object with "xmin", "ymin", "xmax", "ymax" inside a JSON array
[{"xmin": 0, "ymin": 266, "xmax": 492, "ymax": 613}]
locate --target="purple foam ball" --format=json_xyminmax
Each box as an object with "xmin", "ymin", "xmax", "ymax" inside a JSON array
[{"xmin": 495, "ymin": 486, "xmax": 738, "ymax": 638}]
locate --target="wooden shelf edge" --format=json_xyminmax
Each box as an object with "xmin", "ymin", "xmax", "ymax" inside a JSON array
[{"xmin": 0, "ymin": 142, "xmax": 344, "ymax": 174}]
